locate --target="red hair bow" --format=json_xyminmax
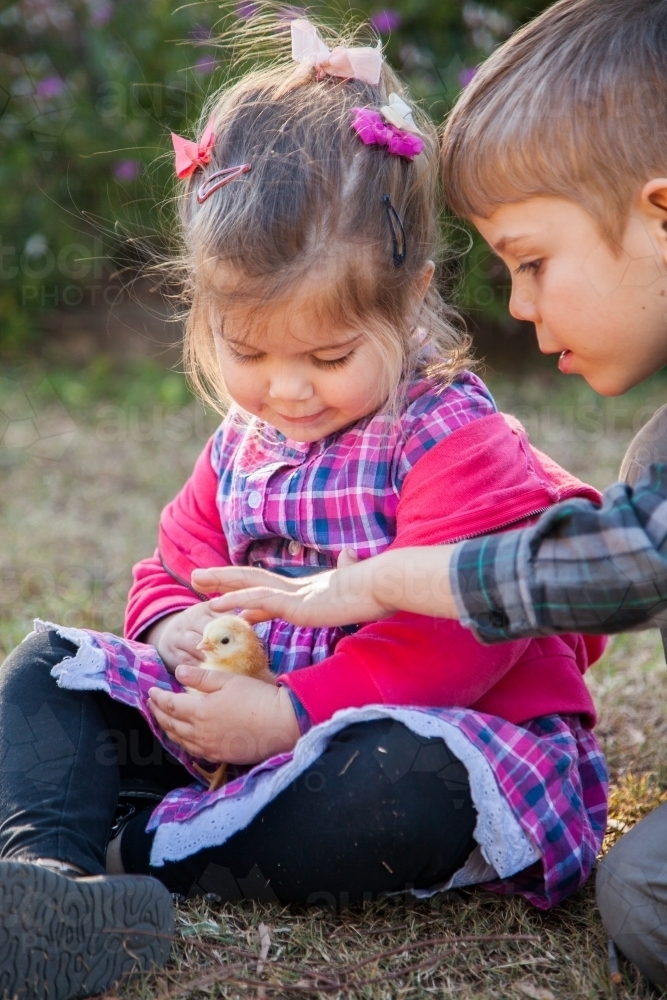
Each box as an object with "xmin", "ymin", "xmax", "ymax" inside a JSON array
[{"xmin": 171, "ymin": 114, "xmax": 216, "ymax": 179}]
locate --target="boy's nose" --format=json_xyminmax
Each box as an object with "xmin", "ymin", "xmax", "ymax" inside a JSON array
[{"xmin": 509, "ymin": 285, "xmax": 540, "ymax": 324}]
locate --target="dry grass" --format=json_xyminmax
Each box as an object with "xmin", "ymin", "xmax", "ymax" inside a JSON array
[{"xmin": 4, "ymin": 364, "xmax": 667, "ymax": 999}]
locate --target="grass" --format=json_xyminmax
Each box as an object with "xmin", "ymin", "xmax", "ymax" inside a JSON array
[{"xmin": 3, "ymin": 357, "xmax": 667, "ymax": 999}]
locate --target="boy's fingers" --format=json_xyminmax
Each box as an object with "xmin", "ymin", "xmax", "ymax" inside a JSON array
[
  {"xmin": 208, "ymin": 587, "xmax": 296, "ymax": 620},
  {"xmin": 193, "ymin": 566, "xmax": 304, "ymax": 594}
]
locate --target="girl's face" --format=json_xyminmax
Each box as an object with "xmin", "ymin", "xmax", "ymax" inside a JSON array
[{"xmin": 211, "ymin": 277, "xmax": 391, "ymax": 442}]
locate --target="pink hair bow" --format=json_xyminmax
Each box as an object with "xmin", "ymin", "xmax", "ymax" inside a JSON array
[
  {"xmin": 171, "ymin": 114, "xmax": 216, "ymax": 179},
  {"xmin": 351, "ymin": 107, "xmax": 424, "ymax": 160},
  {"xmin": 291, "ymin": 18, "xmax": 382, "ymax": 86}
]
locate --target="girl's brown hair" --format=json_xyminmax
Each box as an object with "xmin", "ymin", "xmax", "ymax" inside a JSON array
[
  {"xmin": 172, "ymin": 12, "xmax": 472, "ymax": 414},
  {"xmin": 442, "ymin": 0, "xmax": 667, "ymax": 245}
]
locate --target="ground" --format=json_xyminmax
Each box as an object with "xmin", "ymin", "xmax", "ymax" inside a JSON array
[{"xmin": 2, "ymin": 359, "xmax": 667, "ymax": 1000}]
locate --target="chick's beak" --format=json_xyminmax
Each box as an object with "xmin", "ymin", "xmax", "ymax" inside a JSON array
[{"xmin": 196, "ymin": 638, "xmax": 215, "ymax": 653}]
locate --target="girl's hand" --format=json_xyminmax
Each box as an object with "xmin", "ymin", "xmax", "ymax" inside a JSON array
[
  {"xmin": 147, "ymin": 667, "xmax": 300, "ymax": 764},
  {"xmin": 191, "ymin": 546, "xmax": 459, "ymax": 627},
  {"xmin": 144, "ymin": 603, "xmax": 224, "ymax": 675}
]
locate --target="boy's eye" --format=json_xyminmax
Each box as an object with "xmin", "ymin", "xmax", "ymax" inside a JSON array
[
  {"xmin": 311, "ymin": 352, "xmax": 355, "ymax": 370},
  {"xmin": 515, "ymin": 259, "xmax": 543, "ymax": 276}
]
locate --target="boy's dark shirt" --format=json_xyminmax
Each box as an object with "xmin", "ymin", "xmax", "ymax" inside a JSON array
[{"xmin": 452, "ymin": 404, "xmax": 667, "ymax": 644}]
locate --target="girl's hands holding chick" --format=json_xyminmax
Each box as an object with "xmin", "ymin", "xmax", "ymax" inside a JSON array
[
  {"xmin": 144, "ymin": 603, "xmax": 222, "ymax": 675},
  {"xmin": 147, "ymin": 667, "xmax": 300, "ymax": 764}
]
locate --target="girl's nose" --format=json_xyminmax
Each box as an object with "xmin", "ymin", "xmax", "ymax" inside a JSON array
[
  {"xmin": 268, "ymin": 362, "xmax": 314, "ymax": 401},
  {"xmin": 509, "ymin": 283, "xmax": 540, "ymax": 324}
]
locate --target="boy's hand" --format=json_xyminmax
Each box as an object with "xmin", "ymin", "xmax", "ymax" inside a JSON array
[
  {"xmin": 191, "ymin": 546, "xmax": 460, "ymax": 627},
  {"xmin": 144, "ymin": 603, "xmax": 223, "ymax": 675},
  {"xmin": 147, "ymin": 667, "xmax": 300, "ymax": 764}
]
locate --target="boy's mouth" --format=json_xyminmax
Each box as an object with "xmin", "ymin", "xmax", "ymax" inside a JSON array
[{"xmin": 558, "ymin": 350, "xmax": 574, "ymax": 374}]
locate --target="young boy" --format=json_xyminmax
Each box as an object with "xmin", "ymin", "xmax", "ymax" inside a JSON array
[{"xmin": 201, "ymin": 0, "xmax": 667, "ymax": 985}]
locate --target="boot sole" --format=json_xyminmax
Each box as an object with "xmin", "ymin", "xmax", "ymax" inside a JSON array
[{"xmin": 0, "ymin": 861, "xmax": 174, "ymax": 999}]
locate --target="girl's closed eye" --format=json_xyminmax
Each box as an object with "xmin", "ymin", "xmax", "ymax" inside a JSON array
[
  {"xmin": 227, "ymin": 344, "xmax": 265, "ymax": 364},
  {"xmin": 516, "ymin": 259, "xmax": 543, "ymax": 276},
  {"xmin": 310, "ymin": 351, "xmax": 355, "ymax": 370}
]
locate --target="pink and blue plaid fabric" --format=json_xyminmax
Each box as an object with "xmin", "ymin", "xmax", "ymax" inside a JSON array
[
  {"xmin": 47, "ymin": 625, "xmax": 607, "ymax": 909},
  {"xmin": 212, "ymin": 373, "xmax": 497, "ymax": 673}
]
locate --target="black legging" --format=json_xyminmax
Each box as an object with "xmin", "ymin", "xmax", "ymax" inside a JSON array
[{"xmin": 0, "ymin": 630, "xmax": 477, "ymax": 905}]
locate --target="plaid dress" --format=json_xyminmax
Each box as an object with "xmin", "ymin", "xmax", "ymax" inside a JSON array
[{"xmin": 30, "ymin": 372, "xmax": 608, "ymax": 909}]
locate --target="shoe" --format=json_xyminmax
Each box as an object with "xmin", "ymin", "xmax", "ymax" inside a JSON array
[{"xmin": 0, "ymin": 860, "xmax": 174, "ymax": 999}]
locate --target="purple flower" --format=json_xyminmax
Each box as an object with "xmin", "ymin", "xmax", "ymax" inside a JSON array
[
  {"xmin": 277, "ymin": 5, "xmax": 305, "ymax": 23},
  {"xmin": 458, "ymin": 66, "xmax": 478, "ymax": 88},
  {"xmin": 190, "ymin": 24, "xmax": 212, "ymax": 40},
  {"xmin": 370, "ymin": 9, "xmax": 402, "ymax": 34},
  {"xmin": 194, "ymin": 54, "xmax": 217, "ymax": 75},
  {"xmin": 113, "ymin": 159, "xmax": 141, "ymax": 182},
  {"xmin": 89, "ymin": 2, "xmax": 113, "ymax": 27},
  {"xmin": 36, "ymin": 75, "xmax": 65, "ymax": 99},
  {"xmin": 236, "ymin": 1, "xmax": 258, "ymax": 18}
]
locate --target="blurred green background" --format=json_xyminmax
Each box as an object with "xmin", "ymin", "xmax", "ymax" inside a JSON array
[{"xmin": 0, "ymin": 0, "xmax": 552, "ymax": 364}]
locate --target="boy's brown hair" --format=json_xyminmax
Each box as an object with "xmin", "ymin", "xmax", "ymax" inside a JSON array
[
  {"xmin": 172, "ymin": 12, "xmax": 471, "ymax": 414},
  {"xmin": 441, "ymin": 0, "xmax": 667, "ymax": 243}
]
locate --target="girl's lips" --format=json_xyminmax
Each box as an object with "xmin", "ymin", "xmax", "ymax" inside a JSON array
[
  {"xmin": 277, "ymin": 409, "xmax": 328, "ymax": 424},
  {"xmin": 558, "ymin": 350, "xmax": 574, "ymax": 374}
]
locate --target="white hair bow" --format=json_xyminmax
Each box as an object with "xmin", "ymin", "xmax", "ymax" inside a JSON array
[{"xmin": 291, "ymin": 18, "xmax": 383, "ymax": 86}]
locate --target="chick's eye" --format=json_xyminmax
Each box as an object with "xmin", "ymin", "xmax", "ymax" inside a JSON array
[{"xmin": 221, "ymin": 637, "xmax": 230, "ymax": 645}]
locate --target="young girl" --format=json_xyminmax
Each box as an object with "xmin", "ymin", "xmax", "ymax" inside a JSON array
[{"xmin": 0, "ymin": 14, "xmax": 607, "ymax": 1000}]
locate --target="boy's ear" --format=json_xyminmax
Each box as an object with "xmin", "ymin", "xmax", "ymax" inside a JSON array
[{"xmin": 640, "ymin": 179, "xmax": 667, "ymax": 262}]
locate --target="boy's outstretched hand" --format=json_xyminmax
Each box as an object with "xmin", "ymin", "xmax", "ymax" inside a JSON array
[{"xmin": 191, "ymin": 545, "xmax": 459, "ymax": 627}]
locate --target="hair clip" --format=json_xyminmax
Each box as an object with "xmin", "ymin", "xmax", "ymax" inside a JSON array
[
  {"xmin": 291, "ymin": 18, "xmax": 382, "ymax": 85},
  {"xmin": 172, "ymin": 115, "xmax": 216, "ymax": 179},
  {"xmin": 351, "ymin": 107, "xmax": 424, "ymax": 160},
  {"xmin": 382, "ymin": 194, "xmax": 406, "ymax": 267},
  {"xmin": 197, "ymin": 163, "xmax": 252, "ymax": 203}
]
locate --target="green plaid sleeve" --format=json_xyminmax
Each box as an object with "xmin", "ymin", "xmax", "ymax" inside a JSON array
[{"xmin": 450, "ymin": 465, "xmax": 667, "ymax": 643}]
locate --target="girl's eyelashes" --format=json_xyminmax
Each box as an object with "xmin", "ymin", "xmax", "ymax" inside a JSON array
[
  {"xmin": 225, "ymin": 342, "xmax": 356, "ymax": 369},
  {"xmin": 515, "ymin": 259, "xmax": 543, "ymax": 276},
  {"xmin": 227, "ymin": 345, "xmax": 265, "ymax": 364},
  {"xmin": 310, "ymin": 351, "xmax": 355, "ymax": 370}
]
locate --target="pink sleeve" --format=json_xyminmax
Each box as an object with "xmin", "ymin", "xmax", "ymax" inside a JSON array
[
  {"xmin": 124, "ymin": 436, "xmax": 231, "ymax": 640},
  {"xmin": 281, "ymin": 614, "xmax": 530, "ymax": 724}
]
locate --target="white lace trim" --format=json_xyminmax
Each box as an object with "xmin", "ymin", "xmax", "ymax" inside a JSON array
[
  {"xmin": 150, "ymin": 705, "xmax": 540, "ymax": 891},
  {"xmin": 33, "ymin": 619, "xmax": 110, "ymax": 693}
]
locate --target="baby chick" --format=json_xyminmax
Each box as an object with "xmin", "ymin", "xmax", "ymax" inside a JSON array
[{"xmin": 188, "ymin": 614, "xmax": 274, "ymax": 792}]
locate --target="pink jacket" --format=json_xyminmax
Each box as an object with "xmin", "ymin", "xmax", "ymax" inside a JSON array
[{"xmin": 125, "ymin": 412, "xmax": 605, "ymax": 727}]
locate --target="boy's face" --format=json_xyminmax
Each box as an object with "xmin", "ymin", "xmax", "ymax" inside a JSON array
[{"xmin": 473, "ymin": 196, "xmax": 667, "ymax": 396}]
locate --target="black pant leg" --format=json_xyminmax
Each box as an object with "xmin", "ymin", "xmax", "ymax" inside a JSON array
[
  {"xmin": 122, "ymin": 719, "xmax": 477, "ymax": 906},
  {"xmin": 0, "ymin": 630, "xmax": 192, "ymax": 875}
]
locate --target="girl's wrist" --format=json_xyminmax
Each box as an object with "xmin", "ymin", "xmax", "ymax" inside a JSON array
[{"xmin": 277, "ymin": 684, "xmax": 301, "ymax": 750}]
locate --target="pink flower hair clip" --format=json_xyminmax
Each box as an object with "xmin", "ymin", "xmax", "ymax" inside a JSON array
[
  {"xmin": 171, "ymin": 114, "xmax": 252, "ymax": 202},
  {"xmin": 171, "ymin": 114, "xmax": 216, "ymax": 178},
  {"xmin": 351, "ymin": 93, "xmax": 424, "ymax": 160}
]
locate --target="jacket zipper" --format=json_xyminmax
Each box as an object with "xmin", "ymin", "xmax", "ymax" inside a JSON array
[
  {"xmin": 445, "ymin": 506, "xmax": 551, "ymax": 545},
  {"xmin": 159, "ymin": 552, "xmax": 208, "ymax": 599}
]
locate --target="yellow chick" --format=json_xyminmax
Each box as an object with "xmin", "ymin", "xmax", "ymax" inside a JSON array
[{"xmin": 188, "ymin": 614, "xmax": 274, "ymax": 792}]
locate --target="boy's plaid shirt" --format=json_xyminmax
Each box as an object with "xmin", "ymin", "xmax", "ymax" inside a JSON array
[{"xmin": 451, "ymin": 463, "xmax": 667, "ymax": 643}]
